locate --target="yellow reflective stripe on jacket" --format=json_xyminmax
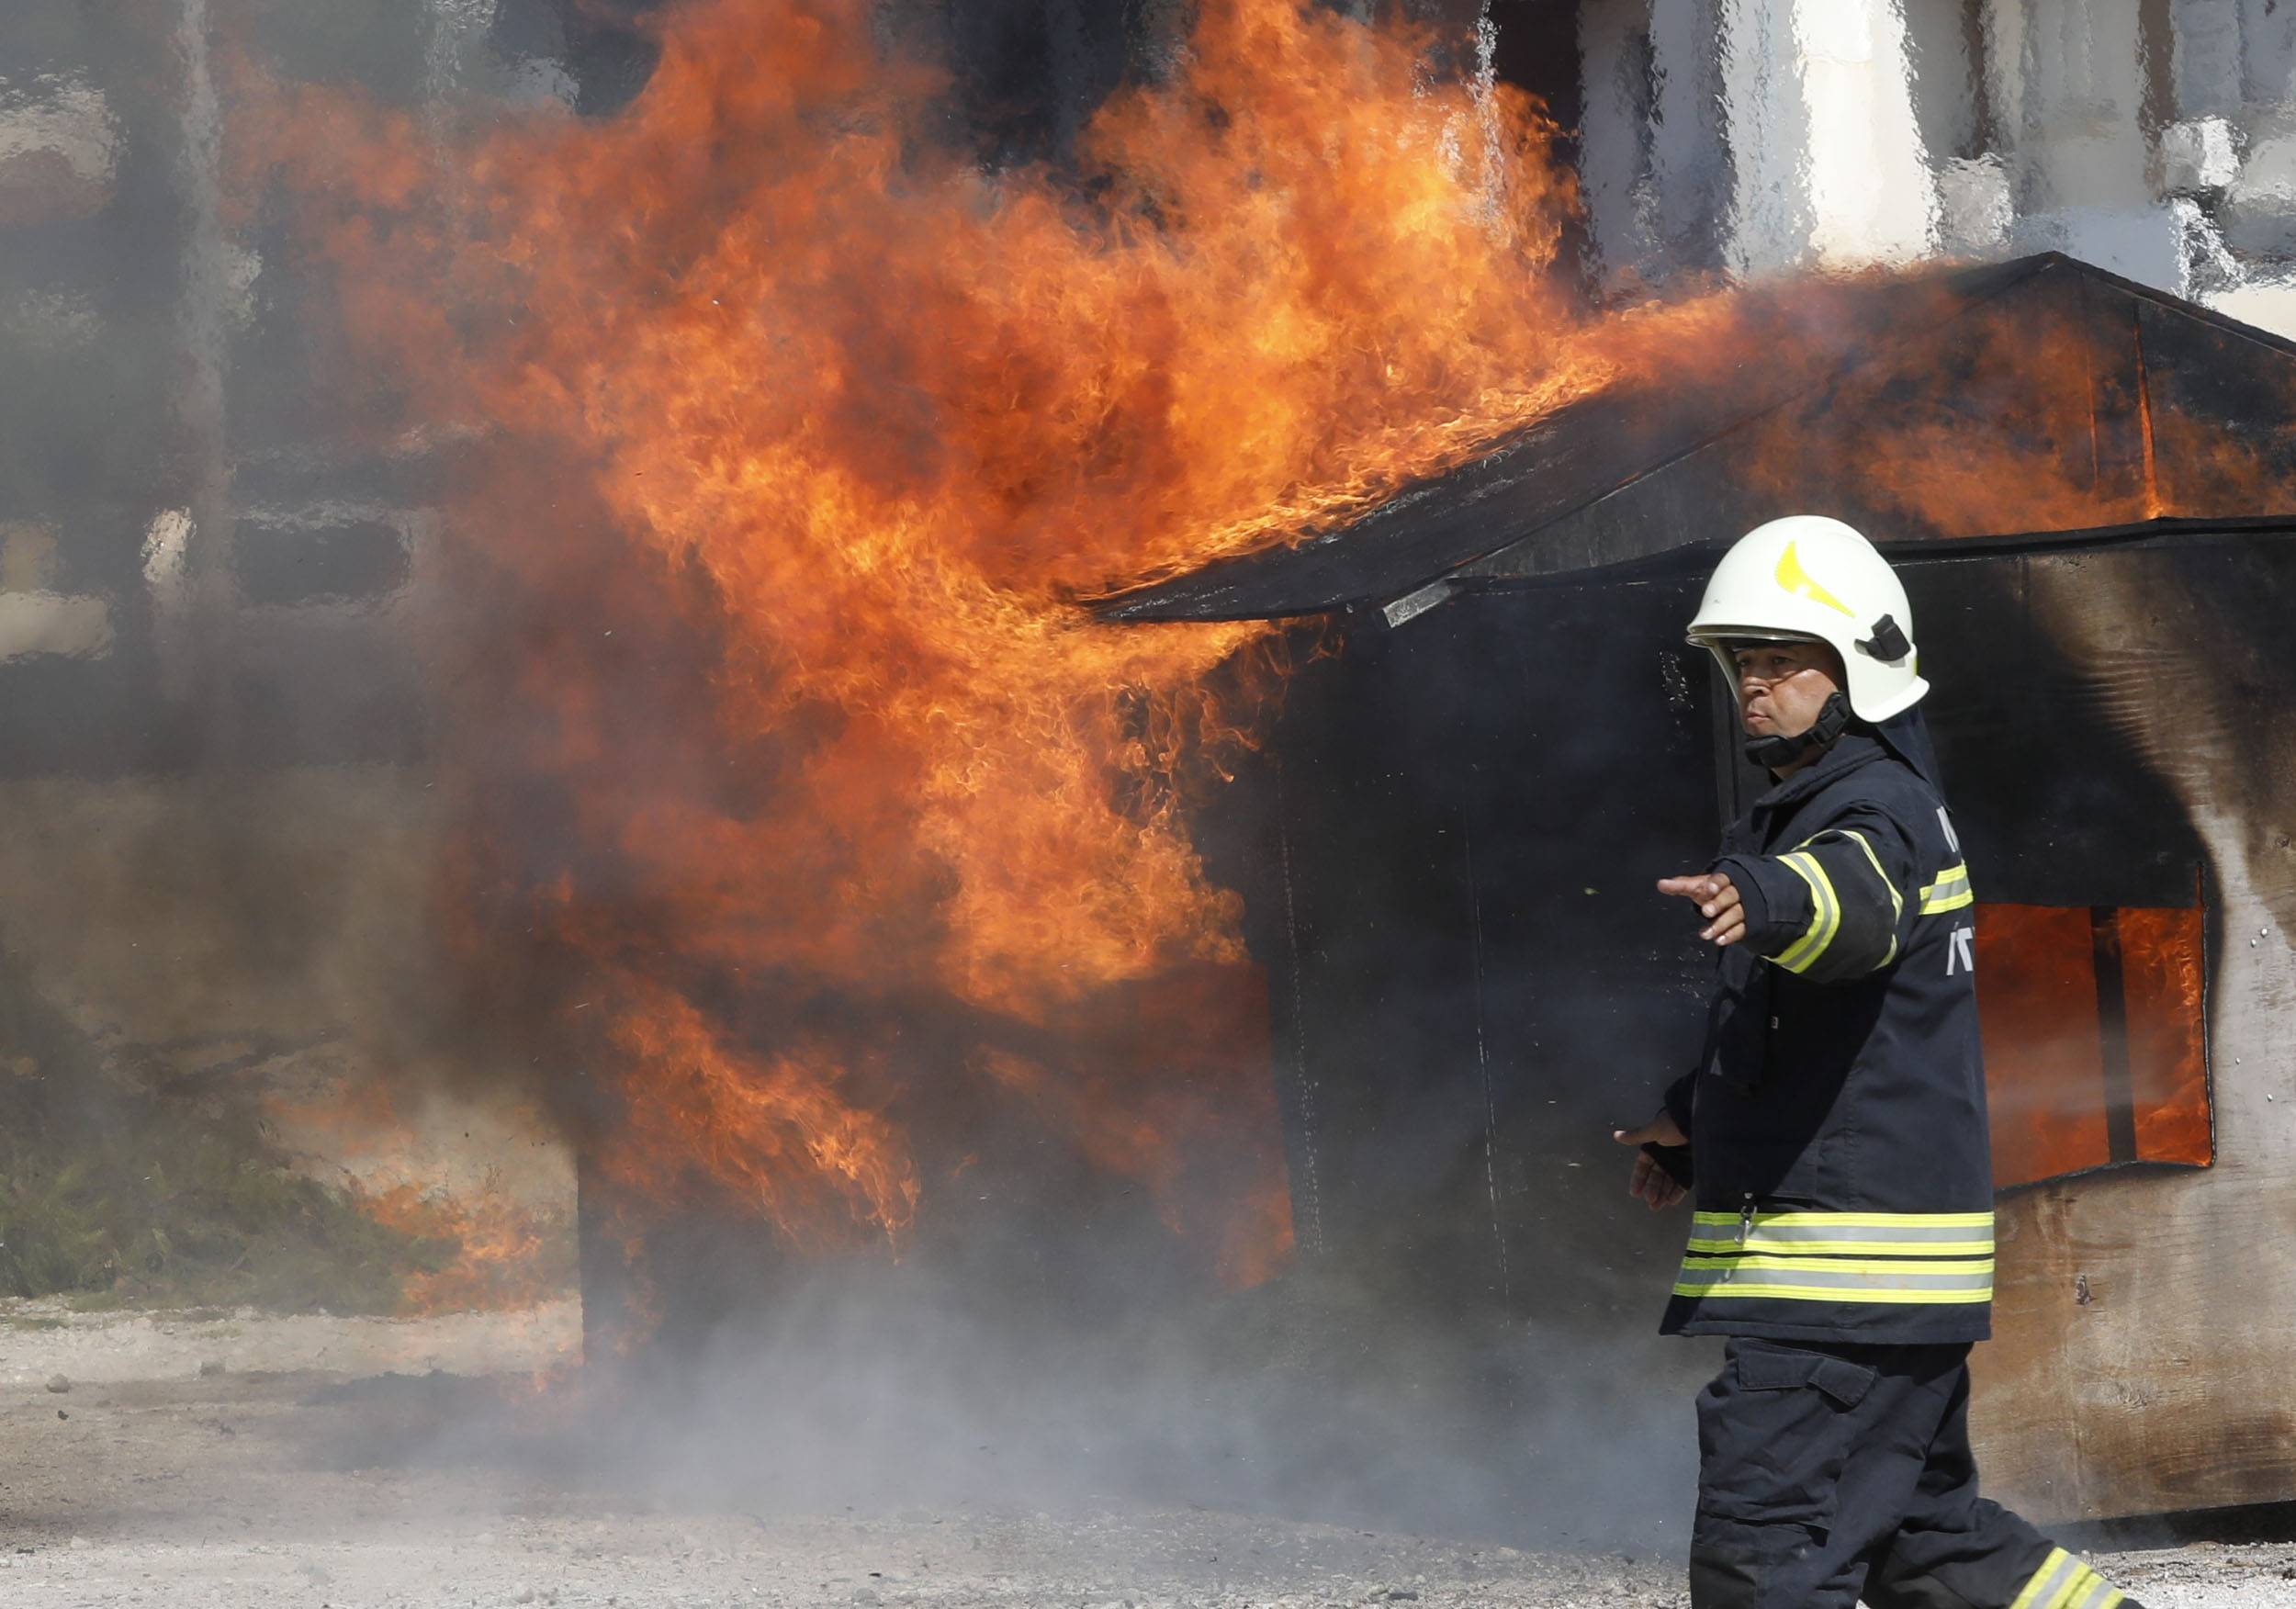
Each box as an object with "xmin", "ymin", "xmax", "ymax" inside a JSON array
[
  {"xmin": 1688, "ymin": 1210, "xmax": 1996, "ymax": 1236},
  {"xmin": 1674, "ymin": 1210, "xmax": 1996, "ymax": 1306},
  {"xmin": 1829, "ymin": 830, "xmax": 1903, "ymax": 923},
  {"xmin": 1772, "ymin": 850, "xmax": 1840, "ymax": 973},
  {"xmin": 1919, "ymin": 861, "xmax": 1974, "ymax": 914},
  {"xmin": 1800, "ymin": 828, "xmax": 1901, "ymax": 965},
  {"xmin": 2009, "ymin": 1547, "xmax": 2125, "ymax": 1609}
]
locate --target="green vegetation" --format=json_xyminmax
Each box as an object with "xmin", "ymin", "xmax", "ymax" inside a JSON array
[
  {"xmin": 0, "ymin": 951, "xmax": 456, "ymax": 1313},
  {"xmin": 0, "ymin": 1111, "xmax": 457, "ymax": 1311}
]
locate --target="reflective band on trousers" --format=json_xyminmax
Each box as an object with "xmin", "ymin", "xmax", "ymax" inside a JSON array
[
  {"xmin": 2009, "ymin": 1547, "xmax": 2124, "ymax": 1609},
  {"xmin": 1920, "ymin": 861, "xmax": 1974, "ymax": 914},
  {"xmin": 1673, "ymin": 1210, "xmax": 1996, "ymax": 1305}
]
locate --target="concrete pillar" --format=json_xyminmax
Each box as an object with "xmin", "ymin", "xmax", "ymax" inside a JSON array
[
  {"xmin": 1714, "ymin": 0, "xmax": 1807, "ymax": 276},
  {"xmin": 2223, "ymin": 0, "xmax": 2296, "ymax": 263},
  {"xmin": 1796, "ymin": 0, "xmax": 1941, "ymax": 265},
  {"xmin": 1577, "ymin": 0, "xmax": 1734, "ymax": 289},
  {"xmin": 1576, "ymin": 0, "xmax": 1658, "ymax": 287},
  {"xmin": 1996, "ymin": 0, "xmax": 2152, "ymax": 210},
  {"xmin": 1649, "ymin": 0, "xmax": 1733, "ymax": 268},
  {"xmin": 1716, "ymin": 0, "xmax": 1939, "ymax": 276},
  {"xmin": 2171, "ymin": 0, "xmax": 2243, "ymax": 117},
  {"xmin": 1983, "ymin": 0, "xmax": 2189, "ymax": 288},
  {"xmin": 2162, "ymin": 0, "xmax": 2240, "ymax": 202},
  {"xmin": 1907, "ymin": 0, "xmax": 2016, "ymax": 261},
  {"xmin": 2240, "ymin": 0, "xmax": 2296, "ymax": 103},
  {"xmin": 163, "ymin": 0, "xmax": 231, "ymax": 706},
  {"xmin": 1902, "ymin": 0, "xmax": 1985, "ymax": 161}
]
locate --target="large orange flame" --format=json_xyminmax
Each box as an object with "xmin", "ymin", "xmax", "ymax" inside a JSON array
[{"xmin": 234, "ymin": 0, "xmax": 1694, "ymax": 1278}]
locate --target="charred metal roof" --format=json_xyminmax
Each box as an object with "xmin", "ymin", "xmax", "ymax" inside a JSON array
[{"xmin": 1094, "ymin": 253, "xmax": 2296, "ymax": 624}]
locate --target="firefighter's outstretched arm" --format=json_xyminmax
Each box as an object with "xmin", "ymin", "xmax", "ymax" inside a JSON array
[{"xmin": 1660, "ymin": 813, "xmax": 1911, "ymax": 984}]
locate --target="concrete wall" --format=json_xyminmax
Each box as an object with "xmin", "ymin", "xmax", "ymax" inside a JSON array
[
  {"xmin": 0, "ymin": 0, "xmax": 574, "ymax": 1308},
  {"xmin": 1965, "ymin": 549, "xmax": 2296, "ymax": 1522},
  {"xmin": 1573, "ymin": 0, "xmax": 2296, "ymax": 338}
]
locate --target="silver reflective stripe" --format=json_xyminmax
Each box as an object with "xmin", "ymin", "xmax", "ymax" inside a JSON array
[
  {"xmin": 1684, "ymin": 1211, "xmax": 1995, "ymax": 1257},
  {"xmin": 1726, "ymin": 1219, "xmax": 1986, "ymax": 1246},
  {"xmin": 1675, "ymin": 1262, "xmax": 1994, "ymax": 1293},
  {"xmin": 1683, "ymin": 1233, "xmax": 1994, "ymax": 1255},
  {"xmin": 1919, "ymin": 862, "xmax": 1974, "ymax": 914}
]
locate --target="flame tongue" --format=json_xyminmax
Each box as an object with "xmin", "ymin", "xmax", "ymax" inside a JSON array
[{"xmin": 243, "ymin": 0, "xmax": 1626, "ymax": 1276}]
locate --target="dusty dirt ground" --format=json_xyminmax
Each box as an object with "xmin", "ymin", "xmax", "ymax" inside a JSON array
[
  {"xmin": 0, "ymin": 1304, "xmax": 2286, "ymax": 1609},
  {"xmin": 0, "ymin": 1300, "xmax": 580, "ymax": 1388}
]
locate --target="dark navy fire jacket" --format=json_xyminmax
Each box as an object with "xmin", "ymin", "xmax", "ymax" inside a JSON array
[{"xmin": 1655, "ymin": 727, "xmax": 1994, "ymax": 1346}]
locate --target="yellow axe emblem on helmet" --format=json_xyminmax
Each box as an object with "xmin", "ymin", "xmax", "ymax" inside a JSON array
[{"xmin": 1775, "ymin": 541, "xmax": 1856, "ymax": 616}]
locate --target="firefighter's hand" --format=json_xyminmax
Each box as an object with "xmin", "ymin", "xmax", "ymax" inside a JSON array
[
  {"xmin": 1659, "ymin": 872, "xmax": 1746, "ymax": 947},
  {"xmin": 1613, "ymin": 1113, "xmax": 1689, "ymax": 1210}
]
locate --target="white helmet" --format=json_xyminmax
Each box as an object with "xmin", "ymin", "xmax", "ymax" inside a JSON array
[{"xmin": 1686, "ymin": 515, "xmax": 1927, "ymax": 722}]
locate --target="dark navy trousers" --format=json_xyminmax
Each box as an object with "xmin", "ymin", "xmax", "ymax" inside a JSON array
[{"xmin": 1690, "ymin": 1338, "xmax": 2134, "ymax": 1609}]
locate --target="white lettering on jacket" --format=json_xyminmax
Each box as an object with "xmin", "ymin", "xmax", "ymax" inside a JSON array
[{"xmin": 1947, "ymin": 925, "xmax": 1975, "ymax": 975}]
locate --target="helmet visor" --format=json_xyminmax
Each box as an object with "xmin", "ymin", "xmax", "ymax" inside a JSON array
[{"xmin": 1692, "ymin": 628, "xmax": 1827, "ymax": 654}]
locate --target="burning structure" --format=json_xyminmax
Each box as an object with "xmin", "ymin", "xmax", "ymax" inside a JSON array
[{"xmin": 1103, "ymin": 250, "xmax": 2296, "ymax": 1522}]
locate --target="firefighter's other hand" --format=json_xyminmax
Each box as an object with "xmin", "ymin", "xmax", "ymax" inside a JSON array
[
  {"xmin": 1613, "ymin": 1114, "xmax": 1688, "ymax": 1210},
  {"xmin": 1658, "ymin": 872, "xmax": 1746, "ymax": 947}
]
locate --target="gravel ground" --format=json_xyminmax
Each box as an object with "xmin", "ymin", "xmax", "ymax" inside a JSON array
[
  {"xmin": 0, "ymin": 1487, "xmax": 2289, "ymax": 1609},
  {"xmin": 0, "ymin": 1298, "xmax": 578, "ymax": 1385},
  {"xmin": 0, "ymin": 1309, "xmax": 2283, "ymax": 1608}
]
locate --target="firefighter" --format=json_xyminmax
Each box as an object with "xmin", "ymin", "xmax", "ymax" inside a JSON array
[{"xmin": 1611, "ymin": 516, "xmax": 2138, "ymax": 1609}]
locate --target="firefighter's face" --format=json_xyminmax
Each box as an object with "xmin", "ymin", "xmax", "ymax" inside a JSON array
[{"xmin": 1734, "ymin": 641, "xmax": 1844, "ymax": 737}]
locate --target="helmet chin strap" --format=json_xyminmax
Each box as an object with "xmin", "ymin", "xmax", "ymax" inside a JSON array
[{"xmin": 1744, "ymin": 690, "xmax": 1851, "ymax": 771}]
